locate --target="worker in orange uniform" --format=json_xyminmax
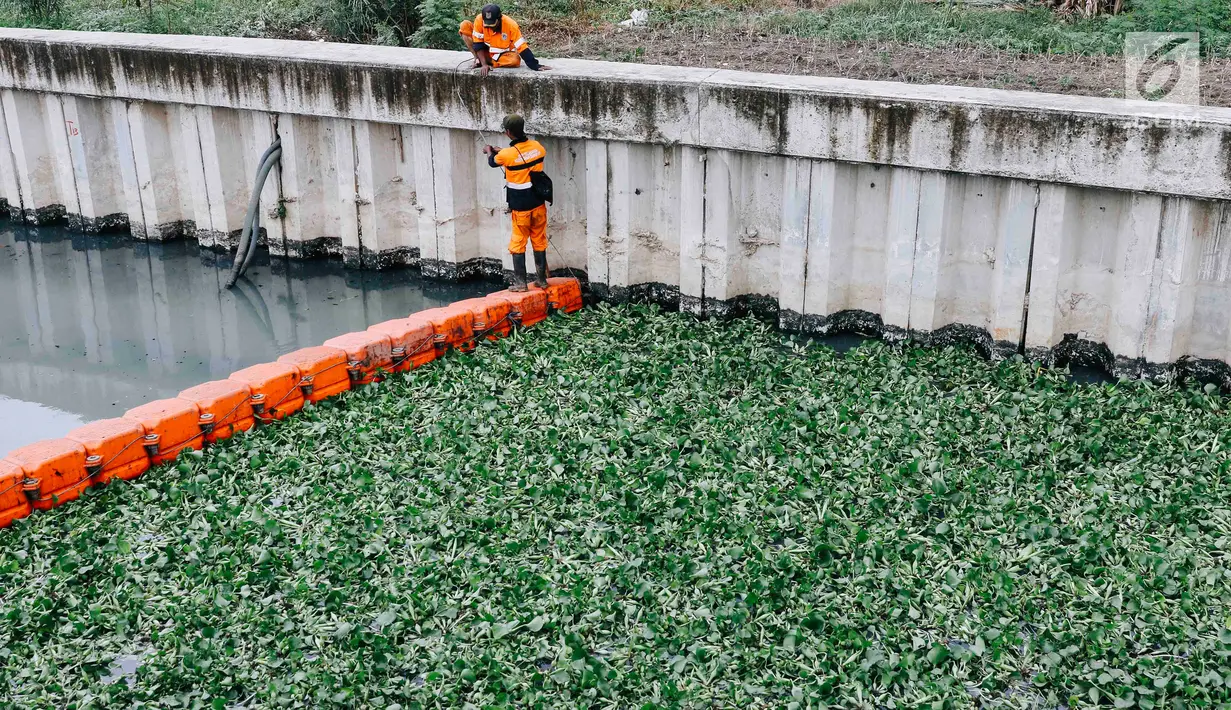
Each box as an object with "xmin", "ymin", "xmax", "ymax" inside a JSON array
[
  {"xmin": 460, "ymin": 4, "xmax": 551, "ymax": 76},
  {"xmin": 484, "ymin": 114, "xmax": 549, "ymax": 292}
]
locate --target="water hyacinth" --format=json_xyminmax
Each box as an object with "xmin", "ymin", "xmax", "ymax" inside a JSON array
[{"xmin": 2, "ymin": 303, "xmax": 1231, "ymax": 709}]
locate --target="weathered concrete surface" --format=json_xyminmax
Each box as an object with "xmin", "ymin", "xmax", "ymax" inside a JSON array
[
  {"xmin": 1, "ymin": 29, "xmax": 1228, "ymax": 199},
  {"xmin": 1, "ymin": 29, "xmax": 1230, "ymax": 379}
]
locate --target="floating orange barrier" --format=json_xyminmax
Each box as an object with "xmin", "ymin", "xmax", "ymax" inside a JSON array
[
  {"xmin": 230, "ymin": 361, "xmax": 304, "ymax": 422},
  {"xmin": 179, "ymin": 380, "xmax": 255, "ymax": 444},
  {"xmin": 534, "ymin": 277, "xmax": 583, "ymax": 313},
  {"xmin": 0, "ymin": 459, "xmax": 31, "ymax": 527},
  {"xmin": 456, "ymin": 296, "xmax": 513, "ymax": 341},
  {"xmin": 420, "ymin": 305, "xmax": 475, "ymax": 354},
  {"xmin": 0, "ymin": 288, "xmax": 574, "ymax": 524},
  {"xmin": 123, "ymin": 398, "xmax": 204, "ymax": 466},
  {"xmin": 65, "ymin": 418, "xmax": 149, "ymax": 484},
  {"xmin": 368, "ymin": 315, "xmax": 436, "ymax": 372},
  {"xmin": 490, "ymin": 289, "xmax": 549, "ymax": 328},
  {"xmin": 278, "ymin": 346, "xmax": 350, "ymax": 403},
  {"xmin": 323, "ymin": 331, "xmax": 393, "ymax": 385},
  {"xmin": 6, "ymin": 438, "xmax": 90, "ymax": 510}
]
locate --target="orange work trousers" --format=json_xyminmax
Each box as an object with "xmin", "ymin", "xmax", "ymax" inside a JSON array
[{"xmin": 509, "ymin": 204, "xmax": 548, "ymax": 254}]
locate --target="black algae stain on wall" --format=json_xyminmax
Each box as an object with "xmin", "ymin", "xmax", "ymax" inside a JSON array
[
  {"xmin": 1142, "ymin": 123, "xmax": 1169, "ymax": 170},
  {"xmin": 5, "ymin": 36, "xmax": 690, "ymax": 142},
  {"xmin": 710, "ymin": 84, "xmax": 789, "ymax": 154},
  {"xmin": 977, "ymin": 107, "xmax": 1064, "ymax": 176},
  {"xmin": 1094, "ymin": 119, "xmax": 1130, "ymax": 155},
  {"xmin": 943, "ymin": 104, "xmax": 970, "ymax": 169},
  {"xmin": 476, "ymin": 75, "xmax": 684, "ymax": 142},
  {"xmin": 866, "ymin": 101, "xmax": 915, "ymax": 163},
  {"xmin": 51, "ymin": 44, "xmax": 118, "ymax": 92},
  {"xmin": 96, "ymin": 47, "xmax": 358, "ymax": 114},
  {"xmin": 791, "ymin": 93, "xmax": 919, "ymax": 164},
  {"xmin": 0, "ymin": 40, "xmax": 118, "ymax": 93},
  {"xmin": 1220, "ymin": 132, "xmax": 1231, "ymax": 188},
  {"xmin": 369, "ymin": 66, "xmax": 475, "ymax": 121},
  {"xmin": 822, "ymin": 96, "xmax": 853, "ymax": 158},
  {"xmin": 0, "ymin": 42, "xmax": 32, "ymax": 85}
]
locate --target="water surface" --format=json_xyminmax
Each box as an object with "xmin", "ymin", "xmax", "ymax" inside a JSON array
[{"xmin": 0, "ymin": 226, "xmax": 497, "ymax": 455}]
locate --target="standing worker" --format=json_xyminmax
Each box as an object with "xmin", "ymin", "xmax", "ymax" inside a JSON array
[
  {"xmin": 460, "ymin": 4, "xmax": 551, "ymax": 76},
  {"xmin": 484, "ymin": 114, "xmax": 549, "ymax": 292}
]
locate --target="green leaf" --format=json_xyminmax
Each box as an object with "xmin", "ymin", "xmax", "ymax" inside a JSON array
[
  {"xmin": 926, "ymin": 645, "xmax": 949, "ymax": 666},
  {"xmin": 372, "ymin": 610, "xmax": 397, "ymax": 630}
]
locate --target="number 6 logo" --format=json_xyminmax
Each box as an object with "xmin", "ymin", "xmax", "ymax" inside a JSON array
[{"xmin": 1124, "ymin": 32, "xmax": 1200, "ymax": 105}]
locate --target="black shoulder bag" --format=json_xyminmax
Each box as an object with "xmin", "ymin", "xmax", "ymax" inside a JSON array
[
  {"xmin": 530, "ymin": 171, "xmax": 553, "ymax": 205},
  {"xmin": 513, "ymin": 142, "xmax": 554, "ymax": 205}
]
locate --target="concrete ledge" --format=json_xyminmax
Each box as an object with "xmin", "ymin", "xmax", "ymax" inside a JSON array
[{"xmin": 0, "ymin": 29, "xmax": 1229, "ymax": 200}]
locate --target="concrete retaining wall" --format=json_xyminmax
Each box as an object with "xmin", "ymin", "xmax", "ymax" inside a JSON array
[{"xmin": 1, "ymin": 29, "xmax": 1230, "ymax": 378}]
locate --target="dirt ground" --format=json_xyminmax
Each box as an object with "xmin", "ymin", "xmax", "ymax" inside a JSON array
[{"xmin": 529, "ymin": 24, "xmax": 1231, "ymax": 107}]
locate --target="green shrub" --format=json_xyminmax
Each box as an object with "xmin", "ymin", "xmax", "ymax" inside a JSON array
[
  {"xmin": 15, "ymin": 0, "xmax": 61, "ymax": 21},
  {"xmin": 328, "ymin": 0, "xmax": 422, "ymax": 44},
  {"xmin": 1127, "ymin": 0, "xmax": 1231, "ymax": 55},
  {"xmin": 411, "ymin": 0, "xmax": 464, "ymax": 49},
  {"xmin": 1130, "ymin": 0, "xmax": 1230, "ymax": 33}
]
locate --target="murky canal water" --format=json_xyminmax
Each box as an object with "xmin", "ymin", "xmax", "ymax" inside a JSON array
[{"xmin": 0, "ymin": 225, "xmax": 498, "ymax": 455}]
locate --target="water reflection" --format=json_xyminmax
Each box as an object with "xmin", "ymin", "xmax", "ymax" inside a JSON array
[{"xmin": 0, "ymin": 225, "xmax": 498, "ymax": 454}]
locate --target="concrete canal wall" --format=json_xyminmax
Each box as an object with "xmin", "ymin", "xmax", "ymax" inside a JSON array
[{"xmin": 1, "ymin": 29, "xmax": 1230, "ymax": 378}]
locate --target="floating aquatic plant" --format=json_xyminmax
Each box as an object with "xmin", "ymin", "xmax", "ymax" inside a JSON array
[{"xmin": 2, "ymin": 304, "xmax": 1231, "ymax": 708}]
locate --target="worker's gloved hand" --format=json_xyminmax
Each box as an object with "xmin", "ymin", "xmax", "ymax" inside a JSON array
[{"xmin": 482, "ymin": 145, "xmax": 496, "ymax": 155}]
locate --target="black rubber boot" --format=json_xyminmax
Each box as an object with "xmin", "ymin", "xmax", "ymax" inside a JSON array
[
  {"xmin": 510, "ymin": 252, "xmax": 528, "ymax": 292},
  {"xmin": 533, "ymin": 250, "xmax": 549, "ymax": 289}
]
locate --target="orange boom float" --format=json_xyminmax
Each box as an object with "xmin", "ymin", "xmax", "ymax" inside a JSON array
[
  {"xmin": 278, "ymin": 346, "xmax": 350, "ymax": 403},
  {"xmin": 65, "ymin": 418, "xmax": 150, "ymax": 484}
]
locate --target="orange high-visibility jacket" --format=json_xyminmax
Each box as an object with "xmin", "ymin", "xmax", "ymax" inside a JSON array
[
  {"xmin": 470, "ymin": 15, "xmax": 529, "ymax": 66},
  {"xmin": 490, "ymin": 137, "xmax": 546, "ymax": 211}
]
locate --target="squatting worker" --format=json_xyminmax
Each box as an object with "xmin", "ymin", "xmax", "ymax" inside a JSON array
[
  {"xmin": 460, "ymin": 4, "xmax": 551, "ymax": 77},
  {"xmin": 484, "ymin": 114, "xmax": 549, "ymax": 292}
]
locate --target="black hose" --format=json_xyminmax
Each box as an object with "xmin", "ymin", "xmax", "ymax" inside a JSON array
[
  {"xmin": 226, "ymin": 139, "xmax": 283, "ymax": 289},
  {"xmin": 241, "ymin": 196, "xmax": 261, "ymax": 275},
  {"xmin": 230, "ymin": 145, "xmax": 281, "ymax": 285}
]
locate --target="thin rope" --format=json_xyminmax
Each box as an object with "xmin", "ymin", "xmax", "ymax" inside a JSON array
[
  {"xmin": 454, "ymin": 58, "xmax": 492, "ymax": 145},
  {"xmin": 263, "ymin": 359, "xmax": 352, "ymax": 415},
  {"xmin": 0, "ymin": 478, "xmax": 24, "ymax": 500},
  {"xmin": 93, "ymin": 434, "xmax": 145, "ymax": 475}
]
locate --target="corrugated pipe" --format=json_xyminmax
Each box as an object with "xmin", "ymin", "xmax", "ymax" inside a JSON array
[{"xmin": 226, "ymin": 137, "xmax": 282, "ymax": 288}]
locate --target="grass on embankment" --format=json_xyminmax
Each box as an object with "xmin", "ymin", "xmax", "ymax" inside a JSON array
[
  {"xmin": 532, "ymin": 0, "xmax": 1202, "ymax": 55},
  {"xmin": 3, "ymin": 304, "xmax": 1231, "ymax": 708},
  {"xmin": 2, "ymin": 0, "xmax": 1228, "ymax": 57},
  {"xmin": 0, "ymin": 0, "xmax": 405, "ymax": 43}
]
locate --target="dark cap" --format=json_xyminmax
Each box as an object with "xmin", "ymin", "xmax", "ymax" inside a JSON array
[
  {"xmin": 481, "ymin": 4, "xmax": 502, "ymax": 27},
  {"xmin": 502, "ymin": 114, "xmax": 525, "ymax": 136}
]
